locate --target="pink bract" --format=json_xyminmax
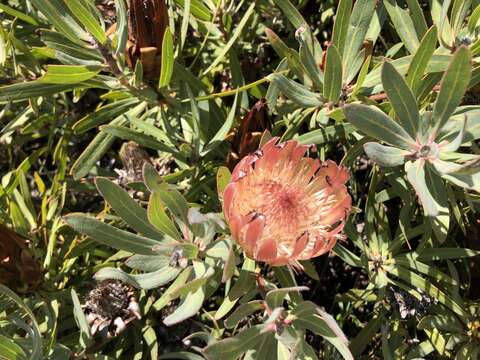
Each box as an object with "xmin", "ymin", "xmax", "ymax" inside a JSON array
[{"xmin": 223, "ymin": 137, "xmax": 352, "ymax": 267}]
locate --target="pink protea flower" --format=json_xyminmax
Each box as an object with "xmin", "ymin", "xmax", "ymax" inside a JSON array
[{"xmin": 223, "ymin": 137, "xmax": 352, "ymax": 267}]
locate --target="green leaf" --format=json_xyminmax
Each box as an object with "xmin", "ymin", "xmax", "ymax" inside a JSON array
[
  {"xmin": 342, "ymin": 0, "xmax": 376, "ymax": 69},
  {"xmin": 152, "ymin": 267, "xmax": 192, "ymax": 310},
  {"xmin": 173, "ymin": 0, "xmax": 210, "ymax": 21},
  {"xmin": 228, "ymin": 269, "xmax": 257, "ymax": 300},
  {"xmin": 350, "ymin": 312, "xmax": 383, "ymax": 356},
  {"xmin": 266, "ymin": 286, "xmax": 309, "ymax": 310},
  {"xmin": 170, "ymin": 266, "xmax": 215, "ymax": 298},
  {"xmin": 163, "ymin": 262, "xmax": 208, "ymax": 325},
  {"xmin": 271, "ymin": 0, "xmax": 307, "ymax": 28},
  {"xmin": 343, "ymin": 104, "xmax": 416, "ymax": 148},
  {"xmin": 387, "ymin": 264, "xmax": 467, "ymax": 317},
  {"xmin": 332, "ymin": 243, "xmax": 362, "ymax": 268},
  {"xmin": 298, "ymin": 35, "xmax": 323, "ymax": 91},
  {"xmin": 0, "ymin": 80, "xmax": 75, "ymax": 102},
  {"xmin": 114, "ymin": 0, "xmax": 128, "ymax": 56},
  {"xmin": 142, "ymin": 325, "xmax": 158, "ymax": 360},
  {"xmin": 40, "ymin": 29, "xmax": 103, "ymax": 65},
  {"xmin": 382, "ymin": 61, "xmax": 419, "ymax": 137},
  {"xmin": 148, "ymin": 193, "xmax": 182, "ymax": 240},
  {"xmin": 267, "ymin": 74, "xmax": 323, "ymax": 107},
  {"xmin": 407, "ymin": 25, "xmax": 438, "ymax": 96},
  {"xmin": 95, "ymin": 177, "xmax": 164, "ymax": 239},
  {"xmin": 202, "ymin": 92, "xmax": 238, "ymax": 155},
  {"xmin": 324, "ymin": 44, "xmax": 343, "ymax": 103},
  {"xmin": 405, "ymin": 0, "xmax": 428, "ymax": 37},
  {"xmin": 64, "ymin": 213, "xmax": 160, "ymax": 255},
  {"xmin": 297, "ymin": 123, "xmax": 355, "ymax": 145},
  {"xmin": 94, "ymin": 266, "xmax": 181, "ymax": 289},
  {"xmin": 0, "ymin": 3, "xmax": 39, "ymax": 25},
  {"xmin": 126, "ymin": 254, "xmax": 170, "ymax": 272},
  {"xmin": 0, "ymin": 335, "xmax": 28, "ymax": 360},
  {"xmin": 451, "ymin": 0, "xmax": 471, "ymax": 34},
  {"xmin": 71, "ymin": 288, "xmax": 91, "ymax": 348},
  {"xmin": 71, "ymin": 128, "xmax": 117, "ymax": 180},
  {"xmin": 363, "ymin": 142, "xmax": 408, "ymax": 167},
  {"xmin": 332, "ymin": 0, "xmax": 352, "ymax": 56},
  {"xmin": 362, "ymin": 54, "xmax": 452, "ymax": 92},
  {"xmin": 202, "ymin": 2, "xmax": 255, "ymax": 75},
  {"xmin": 224, "ymin": 301, "xmax": 264, "ymax": 329},
  {"xmin": 73, "ymin": 98, "xmax": 140, "ymax": 134},
  {"xmin": 65, "ymin": 0, "xmax": 107, "ymax": 44},
  {"xmin": 203, "ymin": 325, "xmax": 266, "ymax": 360},
  {"xmin": 30, "ymin": 0, "xmax": 88, "ymax": 44},
  {"xmin": 405, "ymin": 161, "xmax": 450, "ymax": 241},
  {"xmin": 393, "ymin": 254, "xmax": 458, "ymax": 285},
  {"xmin": 468, "ymin": 4, "xmax": 480, "ymax": 33},
  {"xmin": 0, "ymin": 285, "xmax": 42, "ymax": 360},
  {"xmin": 159, "ymin": 27, "xmax": 174, "ymax": 88},
  {"xmin": 293, "ymin": 302, "xmax": 353, "ymax": 360},
  {"xmin": 265, "ymin": 28, "xmax": 305, "ymax": 82},
  {"xmin": 100, "ymin": 124, "xmax": 176, "ymax": 154},
  {"xmin": 432, "ymin": 46, "xmax": 472, "ymax": 135},
  {"xmin": 156, "ymin": 186, "xmax": 189, "ymax": 228},
  {"xmin": 384, "ymin": 0, "xmax": 420, "ymax": 54},
  {"xmin": 418, "ymin": 314, "xmax": 464, "ymax": 333}
]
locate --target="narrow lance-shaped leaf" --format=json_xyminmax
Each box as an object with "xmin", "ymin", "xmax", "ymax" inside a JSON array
[
  {"xmin": 405, "ymin": 160, "xmax": 440, "ymax": 217},
  {"xmin": 95, "ymin": 177, "xmax": 165, "ymax": 240},
  {"xmin": 406, "ymin": 25, "xmax": 438, "ymax": 96},
  {"xmin": 382, "ymin": 61, "xmax": 419, "ymax": 137},
  {"xmin": 343, "ymin": 104, "xmax": 416, "ymax": 149},
  {"xmin": 148, "ymin": 193, "xmax": 182, "ymax": 240},
  {"xmin": 202, "ymin": 2, "xmax": 255, "ymax": 75},
  {"xmin": 267, "ymin": 73, "xmax": 323, "ymax": 107},
  {"xmin": 298, "ymin": 35, "xmax": 323, "ymax": 91},
  {"xmin": 63, "ymin": 213, "xmax": 160, "ymax": 255},
  {"xmin": 163, "ymin": 262, "xmax": 207, "ymax": 326},
  {"xmin": 114, "ymin": 0, "xmax": 128, "ymax": 55},
  {"xmin": 71, "ymin": 289, "xmax": 92, "ymax": 348},
  {"xmin": 384, "ymin": 0, "xmax": 420, "ymax": 54},
  {"xmin": 65, "ymin": 0, "xmax": 107, "ymax": 44},
  {"xmin": 468, "ymin": 4, "xmax": 480, "ymax": 34},
  {"xmin": 405, "ymin": 0, "xmax": 428, "ymax": 37},
  {"xmin": 159, "ymin": 27, "xmax": 174, "ymax": 88},
  {"xmin": 331, "ymin": 0, "xmax": 352, "ymax": 56},
  {"xmin": 202, "ymin": 91, "xmax": 239, "ymax": 155},
  {"xmin": 30, "ymin": 0, "xmax": 89, "ymax": 44},
  {"xmin": 94, "ymin": 266, "xmax": 181, "ymax": 289},
  {"xmin": 324, "ymin": 44, "xmax": 343, "ymax": 103},
  {"xmin": 432, "ymin": 46, "xmax": 472, "ymax": 135},
  {"xmin": 342, "ymin": 0, "xmax": 376, "ymax": 70},
  {"xmin": 405, "ymin": 161, "xmax": 450, "ymax": 241},
  {"xmin": 440, "ymin": 114, "xmax": 467, "ymax": 152},
  {"xmin": 451, "ymin": 0, "xmax": 472, "ymax": 34},
  {"xmin": 364, "ymin": 142, "xmax": 408, "ymax": 167},
  {"xmin": 100, "ymin": 124, "xmax": 176, "ymax": 154},
  {"xmin": 203, "ymin": 324, "xmax": 266, "ymax": 360}
]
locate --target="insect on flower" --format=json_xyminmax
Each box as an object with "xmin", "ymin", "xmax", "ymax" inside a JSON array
[{"xmin": 222, "ymin": 137, "xmax": 352, "ymax": 267}]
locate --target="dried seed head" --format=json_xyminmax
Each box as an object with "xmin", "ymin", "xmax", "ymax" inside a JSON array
[
  {"xmin": 85, "ymin": 280, "xmax": 131, "ymax": 319},
  {"xmin": 84, "ymin": 280, "xmax": 140, "ymax": 337}
]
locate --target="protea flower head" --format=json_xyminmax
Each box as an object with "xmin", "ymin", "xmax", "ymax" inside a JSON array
[{"xmin": 223, "ymin": 137, "xmax": 352, "ymax": 267}]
